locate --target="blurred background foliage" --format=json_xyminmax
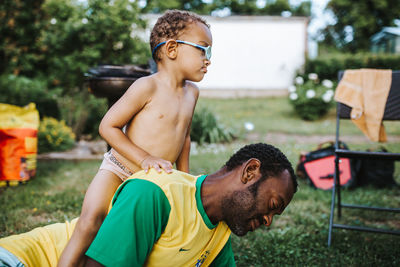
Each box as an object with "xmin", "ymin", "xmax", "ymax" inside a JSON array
[
  {"xmin": 302, "ymin": 53, "xmax": 400, "ymax": 81},
  {"xmin": 140, "ymin": 0, "xmax": 311, "ymax": 16},
  {"xmin": 322, "ymin": 0, "xmax": 400, "ymax": 52},
  {"xmin": 0, "ymin": 0, "xmax": 312, "ymax": 141},
  {"xmin": 0, "ymin": 0, "xmax": 149, "ymax": 139},
  {"xmin": 0, "ymin": 0, "xmax": 399, "ymax": 141}
]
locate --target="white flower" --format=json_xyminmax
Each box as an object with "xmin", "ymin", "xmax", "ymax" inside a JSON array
[
  {"xmin": 306, "ymin": 89, "xmax": 315, "ymax": 98},
  {"xmin": 326, "ymin": 89, "xmax": 334, "ymax": 97},
  {"xmin": 308, "ymin": 73, "xmax": 318, "ymax": 80},
  {"xmin": 289, "ymin": 93, "xmax": 298, "ymax": 100},
  {"xmin": 137, "ymin": 0, "xmax": 146, "ymax": 8},
  {"xmin": 50, "ymin": 18, "xmax": 57, "ymax": 25},
  {"xmin": 113, "ymin": 41, "xmax": 124, "ymax": 50},
  {"xmin": 288, "ymin": 85, "xmax": 297, "ymax": 93},
  {"xmin": 322, "ymin": 79, "xmax": 333, "ymax": 88},
  {"xmin": 322, "ymin": 92, "xmax": 333, "ymax": 103},
  {"xmin": 322, "ymin": 89, "xmax": 334, "ymax": 102},
  {"xmin": 244, "ymin": 122, "xmax": 254, "ymax": 131},
  {"xmin": 82, "ymin": 18, "xmax": 88, "ymax": 24},
  {"xmin": 295, "ymin": 76, "xmax": 304, "ymax": 85}
]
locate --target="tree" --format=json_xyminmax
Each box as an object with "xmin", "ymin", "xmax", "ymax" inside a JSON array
[
  {"xmin": 40, "ymin": 0, "xmax": 149, "ymax": 137},
  {"xmin": 321, "ymin": 0, "xmax": 400, "ymax": 52},
  {"xmin": 0, "ymin": 0, "xmax": 46, "ymax": 77},
  {"xmin": 140, "ymin": 0, "xmax": 310, "ymax": 16},
  {"xmin": 42, "ymin": 0, "xmax": 148, "ymax": 93},
  {"xmin": 142, "ymin": 0, "xmax": 211, "ymax": 14},
  {"xmin": 0, "ymin": 0, "xmax": 150, "ymax": 138},
  {"xmin": 260, "ymin": 0, "xmax": 291, "ymax": 16}
]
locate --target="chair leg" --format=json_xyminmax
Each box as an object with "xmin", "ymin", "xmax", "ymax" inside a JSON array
[
  {"xmin": 328, "ymin": 156, "xmax": 341, "ymax": 246},
  {"xmin": 328, "ymin": 179, "xmax": 336, "ymax": 247},
  {"xmin": 335, "ymin": 157, "xmax": 342, "ymax": 218}
]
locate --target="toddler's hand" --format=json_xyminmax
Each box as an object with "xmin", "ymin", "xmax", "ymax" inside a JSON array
[{"xmin": 141, "ymin": 156, "xmax": 173, "ymax": 174}]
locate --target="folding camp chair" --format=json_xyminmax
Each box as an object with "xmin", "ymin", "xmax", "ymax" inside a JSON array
[{"xmin": 327, "ymin": 70, "xmax": 400, "ymax": 246}]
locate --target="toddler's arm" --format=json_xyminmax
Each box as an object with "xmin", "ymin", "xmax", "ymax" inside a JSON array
[
  {"xmin": 176, "ymin": 84, "xmax": 198, "ymax": 173},
  {"xmin": 176, "ymin": 132, "xmax": 191, "ymax": 173}
]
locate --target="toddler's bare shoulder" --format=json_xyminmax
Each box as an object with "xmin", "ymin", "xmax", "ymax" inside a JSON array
[
  {"xmin": 126, "ymin": 75, "xmax": 158, "ymax": 94},
  {"xmin": 185, "ymin": 81, "xmax": 200, "ymax": 98}
]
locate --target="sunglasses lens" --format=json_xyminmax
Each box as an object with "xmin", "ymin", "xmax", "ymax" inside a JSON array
[{"xmin": 206, "ymin": 47, "xmax": 212, "ymax": 60}]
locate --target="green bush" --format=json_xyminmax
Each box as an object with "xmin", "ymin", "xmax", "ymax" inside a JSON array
[
  {"xmin": 191, "ymin": 107, "xmax": 236, "ymax": 145},
  {"xmin": 57, "ymin": 89, "xmax": 107, "ymax": 139},
  {"xmin": 288, "ymin": 74, "xmax": 335, "ymax": 121},
  {"xmin": 38, "ymin": 117, "xmax": 76, "ymax": 153},
  {"xmin": 304, "ymin": 53, "xmax": 400, "ymax": 81},
  {"xmin": 0, "ymin": 74, "xmax": 60, "ymax": 119}
]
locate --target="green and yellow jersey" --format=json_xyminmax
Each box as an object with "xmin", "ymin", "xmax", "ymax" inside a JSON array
[
  {"xmin": 86, "ymin": 169, "xmax": 235, "ymax": 266},
  {"xmin": 0, "ymin": 170, "xmax": 235, "ymax": 266}
]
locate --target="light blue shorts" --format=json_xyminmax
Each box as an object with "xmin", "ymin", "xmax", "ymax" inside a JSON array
[{"xmin": 0, "ymin": 247, "xmax": 24, "ymax": 267}]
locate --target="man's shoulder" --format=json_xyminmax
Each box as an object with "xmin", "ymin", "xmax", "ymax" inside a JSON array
[
  {"xmin": 115, "ymin": 170, "xmax": 199, "ymax": 211},
  {"xmin": 128, "ymin": 169, "xmax": 198, "ymax": 188}
]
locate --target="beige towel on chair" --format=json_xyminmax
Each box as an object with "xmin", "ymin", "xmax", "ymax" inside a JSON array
[{"xmin": 334, "ymin": 69, "xmax": 392, "ymax": 142}]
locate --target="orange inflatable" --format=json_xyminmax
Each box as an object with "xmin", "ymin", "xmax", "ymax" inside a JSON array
[{"xmin": 0, "ymin": 103, "xmax": 39, "ymax": 186}]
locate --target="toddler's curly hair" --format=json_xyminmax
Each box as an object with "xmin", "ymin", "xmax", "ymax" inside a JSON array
[{"xmin": 150, "ymin": 10, "xmax": 209, "ymax": 62}]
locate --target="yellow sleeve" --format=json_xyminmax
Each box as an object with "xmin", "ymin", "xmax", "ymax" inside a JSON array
[{"xmin": 0, "ymin": 218, "xmax": 78, "ymax": 267}]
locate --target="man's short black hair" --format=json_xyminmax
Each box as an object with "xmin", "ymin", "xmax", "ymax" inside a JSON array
[{"xmin": 225, "ymin": 143, "xmax": 298, "ymax": 192}]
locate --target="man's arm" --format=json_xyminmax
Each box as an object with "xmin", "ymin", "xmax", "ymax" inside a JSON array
[
  {"xmin": 85, "ymin": 179, "xmax": 171, "ymax": 266},
  {"xmin": 85, "ymin": 258, "xmax": 103, "ymax": 267}
]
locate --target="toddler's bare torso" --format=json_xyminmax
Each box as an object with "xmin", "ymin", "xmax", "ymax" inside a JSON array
[{"xmin": 113, "ymin": 81, "xmax": 198, "ymax": 173}]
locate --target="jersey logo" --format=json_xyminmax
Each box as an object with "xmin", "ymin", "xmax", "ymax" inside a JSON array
[
  {"xmin": 179, "ymin": 248, "xmax": 190, "ymax": 252},
  {"xmin": 196, "ymin": 250, "xmax": 210, "ymax": 267}
]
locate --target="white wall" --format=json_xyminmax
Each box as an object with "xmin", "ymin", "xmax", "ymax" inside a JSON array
[
  {"xmin": 199, "ymin": 16, "xmax": 308, "ymax": 91},
  {"xmin": 141, "ymin": 15, "xmax": 308, "ymax": 94}
]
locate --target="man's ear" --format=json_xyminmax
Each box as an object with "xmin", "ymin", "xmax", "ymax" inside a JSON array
[
  {"xmin": 165, "ymin": 39, "xmax": 178, "ymax": 59},
  {"xmin": 241, "ymin": 158, "xmax": 261, "ymax": 184}
]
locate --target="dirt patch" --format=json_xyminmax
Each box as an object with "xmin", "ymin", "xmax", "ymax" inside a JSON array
[
  {"xmin": 37, "ymin": 133, "xmax": 400, "ymax": 160},
  {"xmin": 37, "ymin": 140, "xmax": 107, "ymax": 160}
]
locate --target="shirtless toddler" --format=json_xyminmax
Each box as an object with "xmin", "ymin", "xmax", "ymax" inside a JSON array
[{"xmin": 58, "ymin": 9, "xmax": 212, "ymax": 266}]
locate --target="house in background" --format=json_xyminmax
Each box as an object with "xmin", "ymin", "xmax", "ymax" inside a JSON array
[
  {"xmin": 142, "ymin": 15, "xmax": 309, "ymax": 97},
  {"xmin": 371, "ymin": 26, "xmax": 400, "ymax": 54}
]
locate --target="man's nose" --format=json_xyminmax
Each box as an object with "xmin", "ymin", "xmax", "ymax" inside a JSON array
[{"xmin": 204, "ymin": 59, "xmax": 211, "ymax": 67}]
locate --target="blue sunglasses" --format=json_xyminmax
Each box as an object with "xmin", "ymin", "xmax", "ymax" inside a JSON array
[{"xmin": 152, "ymin": 40, "xmax": 212, "ymax": 60}]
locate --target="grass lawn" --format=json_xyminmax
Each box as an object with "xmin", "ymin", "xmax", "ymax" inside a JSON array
[
  {"xmin": 196, "ymin": 97, "xmax": 400, "ymax": 137},
  {"xmin": 1, "ymin": 97, "xmax": 399, "ymax": 266}
]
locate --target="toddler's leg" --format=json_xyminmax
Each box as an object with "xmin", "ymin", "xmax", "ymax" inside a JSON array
[{"xmin": 57, "ymin": 170, "xmax": 122, "ymax": 267}]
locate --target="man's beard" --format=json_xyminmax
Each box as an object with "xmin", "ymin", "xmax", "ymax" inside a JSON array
[{"xmin": 221, "ymin": 189, "xmax": 256, "ymax": 236}]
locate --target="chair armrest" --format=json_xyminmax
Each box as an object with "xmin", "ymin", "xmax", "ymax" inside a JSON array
[{"xmin": 335, "ymin": 149, "xmax": 400, "ymax": 160}]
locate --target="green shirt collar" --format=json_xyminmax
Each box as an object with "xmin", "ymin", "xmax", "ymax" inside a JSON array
[{"xmin": 195, "ymin": 175, "xmax": 217, "ymax": 229}]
